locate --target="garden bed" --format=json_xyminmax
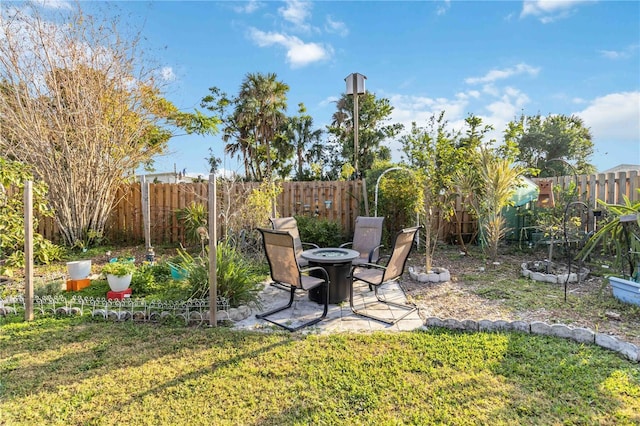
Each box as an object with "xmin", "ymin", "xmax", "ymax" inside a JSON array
[{"xmin": 401, "ymin": 244, "xmax": 640, "ymax": 347}]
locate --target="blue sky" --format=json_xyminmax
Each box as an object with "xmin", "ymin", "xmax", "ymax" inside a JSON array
[{"xmin": 47, "ymin": 1, "xmax": 640, "ymax": 174}]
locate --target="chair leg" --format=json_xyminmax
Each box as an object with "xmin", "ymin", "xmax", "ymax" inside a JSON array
[
  {"xmin": 349, "ymin": 279, "xmax": 417, "ymax": 325},
  {"xmin": 256, "ymin": 282, "xmax": 329, "ymax": 332}
]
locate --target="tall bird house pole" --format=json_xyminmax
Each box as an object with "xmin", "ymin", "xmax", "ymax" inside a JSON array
[
  {"xmin": 345, "ymin": 73, "xmax": 366, "ymax": 177},
  {"xmin": 345, "ymin": 73, "xmax": 367, "ymax": 214}
]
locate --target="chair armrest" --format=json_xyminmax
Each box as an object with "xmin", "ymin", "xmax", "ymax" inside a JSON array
[
  {"xmin": 353, "ymin": 262, "xmax": 387, "ymax": 272},
  {"xmin": 301, "ymin": 242, "xmax": 320, "ymax": 249},
  {"xmin": 367, "ymin": 244, "xmax": 384, "ymax": 263},
  {"xmin": 376, "ymin": 254, "xmax": 390, "ymax": 266},
  {"xmin": 339, "ymin": 242, "xmax": 353, "ymax": 248},
  {"xmin": 300, "ymin": 266, "xmax": 329, "ymax": 290}
]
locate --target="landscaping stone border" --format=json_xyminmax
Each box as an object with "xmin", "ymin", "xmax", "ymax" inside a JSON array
[
  {"xmin": 521, "ymin": 262, "xmax": 590, "ymax": 284},
  {"xmin": 424, "ymin": 316, "xmax": 639, "ymax": 363}
]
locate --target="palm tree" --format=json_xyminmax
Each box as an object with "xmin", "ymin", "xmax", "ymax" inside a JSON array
[
  {"xmin": 286, "ymin": 103, "xmax": 323, "ymax": 180},
  {"xmin": 235, "ymin": 72, "xmax": 289, "ymax": 181}
]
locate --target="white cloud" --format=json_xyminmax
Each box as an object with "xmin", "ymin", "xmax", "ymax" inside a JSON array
[
  {"xmin": 520, "ymin": 0, "xmax": 593, "ymax": 23},
  {"xmin": 383, "ymin": 84, "xmax": 533, "ymax": 160},
  {"xmin": 575, "ymin": 92, "xmax": 640, "ymax": 142},
  {"xmin": 160, "ymin": 66, "xmax": 176, "ymax": 82},
  {"xmin": 325, "ymin": 15, "xmax": 348, "ymax": 37},
  {"xmin": 278, "ymin": 0, "xmax": 312, "ymax": 31},
  {"xmin": 248, "ymin": 28, "xmax": 332, "ymax": 68},
  {"xmin": 599, "ymin": 44, "xmax": 639, "ymax": 60},
  {"xmin": 436, "ymin": 0, "xmax": 451, "ymax": 16},
  {"xmin": 233, "ymin": 0, "xmax": 263, "ymax": 14},
  {"xmin": 465, "ymin": 63, "xmax": 540, "ymax": 85}
]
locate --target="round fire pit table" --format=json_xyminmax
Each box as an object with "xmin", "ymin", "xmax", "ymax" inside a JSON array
[{"xmin": 301, "ymin": 248, "xmax": 360, "ymax": 304}]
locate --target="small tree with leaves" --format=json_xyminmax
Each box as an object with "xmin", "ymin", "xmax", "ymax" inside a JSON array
[
  {"xmin": 0, "ymin": 158, "xmax": 62, "ymax": 276},
  {"xmin": 0, "ymin": 3, "xmax": 218, "ymax": 247},
  {"xmin": 400, "ymin": 112, "xmax": 462, "ymax": 272}
]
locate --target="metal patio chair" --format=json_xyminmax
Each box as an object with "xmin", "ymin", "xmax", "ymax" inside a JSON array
[
  {"xmin": 340, "ymin": 216, "xmax": 385, "ymax": 266},
  {"xmin": 349, "ymin": 226, "xmax": 421, "ymax": 325},
  {"xmin": 269, "ymin": 217, "xmax": 319, "ymax": 267},
  {"xmin": 255, "ymin": 228, "xmax": 330, "ymax": 331}
]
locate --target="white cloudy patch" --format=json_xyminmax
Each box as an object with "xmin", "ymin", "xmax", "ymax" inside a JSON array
[
  {"xmin": 278, "ymin": 0, "xmax": 312, "ymax": 31},
  {"xmin": 382, "ymin": 85, "xmax": 535, "ymax": 161},
  {"xmin": 575, "ymin": 92, "xmax": 640, "ymax": 141},
  {"xmin": 436, "ymin": 0, "xmax": 451, "ymax": 16},
  {"xmin": 520, "ymin": 0, "xmax": 592, "ymax": 23},
  {"xmin": 160, "ymin": 66, "xmax": 176, "ymax": 82},
  {"xmin": 599, "ymin": 44, "xmax": 639, "ymax": 60},
  {"xmin": 465, "ymin": 63, "xmax": 540, "ymax": 85},
  {"xmin": 248, "ymin": 28, "xmax": 332, "ymax": 68},
  {"xmin": 387, "ymin": 93, "xmax": 470, "ymax": 132},
  {"xmin": 233, "ymin": 0, "xmax": 263, "ymax": 14},
  {"xmin": 484, "ymin": 87, "xmax": 530, "ymax": 127},
  {"xmin": 325, "ymin": 15, "xmax": 348, "ymax": 37}
]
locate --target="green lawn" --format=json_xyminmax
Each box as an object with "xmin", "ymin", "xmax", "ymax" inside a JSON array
[{"xmin": 1, "ymin": 317, "xmax": 639, "ymax": 425}]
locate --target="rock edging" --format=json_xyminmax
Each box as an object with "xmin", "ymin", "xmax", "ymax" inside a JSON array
[{"xmin": 424, "ymin": 317, "xmax": 639, "ymax": 363}]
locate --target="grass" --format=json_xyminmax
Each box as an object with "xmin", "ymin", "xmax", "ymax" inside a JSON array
[
  {"xmin": 1, "ymin": 316, "xmax": 639, "ymax": 425},
  {"xmin": 464, "ymin": 260, "xmax": 640, "ymax": 321}
]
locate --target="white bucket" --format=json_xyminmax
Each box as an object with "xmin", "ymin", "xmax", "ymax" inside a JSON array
[{"xmin": 66, "ymin": 260, "xmax": 92, "ymax": 280}]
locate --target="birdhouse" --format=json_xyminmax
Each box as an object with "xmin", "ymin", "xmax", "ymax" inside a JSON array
[{"xmin": 536, "ymin": 180, "xmax": 555, "ymax": 208}]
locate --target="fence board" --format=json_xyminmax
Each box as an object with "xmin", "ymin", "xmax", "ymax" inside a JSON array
[{"xmin": 24, "ymin": 171, "xmax": 640, "ymax": 245}]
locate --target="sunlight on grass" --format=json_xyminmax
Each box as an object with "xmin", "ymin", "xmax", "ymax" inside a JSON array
[{"xmin": 1, "ymin": 318, "xmax": 639, "ymax": 425}]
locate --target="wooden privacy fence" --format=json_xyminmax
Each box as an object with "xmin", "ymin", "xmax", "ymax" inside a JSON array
[
  {"xmin": 48, "ymin": 180, "xmax": 364, "ymax": 246},
  {"xmin": 34, "ymin": 171, "xmax": 640, "ymax": 245},
  {"xmin": 531, "ymin": 170, "xmax": 640, "ymax": 207}
]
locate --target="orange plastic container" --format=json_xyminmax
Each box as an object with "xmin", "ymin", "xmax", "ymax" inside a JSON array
[{"xmin": 66, "ymin": 279, "xmax": 91, "ymax": 291}]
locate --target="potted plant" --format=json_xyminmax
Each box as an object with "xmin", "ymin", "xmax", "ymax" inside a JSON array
[
  {"xmin": 102, "ymin": 260, "xmax": 137, "ymax": 292},
  {"xmin": 579, "ymin": 190, "xmax": 640, "ymax": 306}
]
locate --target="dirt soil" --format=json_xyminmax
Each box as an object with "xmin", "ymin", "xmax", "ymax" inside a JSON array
[{"xmin": 401, "ymin": 245, "xmax": 640, "ymax": 347}]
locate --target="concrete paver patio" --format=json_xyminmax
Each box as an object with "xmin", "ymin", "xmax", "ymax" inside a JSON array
[{"xmin": 233, "ymin": 279, "xmax": 424, "ymax": 333}]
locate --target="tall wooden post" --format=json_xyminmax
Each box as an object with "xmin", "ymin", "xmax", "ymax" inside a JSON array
[
  {"xmin": 208, "ymin": 174, "xmax": 217, "ymax": 326},
  {"xmin": 142, "ymin": 176, "xmax": 151, "ymax": 249},
  {"xmin": 24, "ymin": 181, "xmax": 34, "ymax": 321}
]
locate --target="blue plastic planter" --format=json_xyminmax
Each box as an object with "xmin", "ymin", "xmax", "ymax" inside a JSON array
[{"xmin": 609, "ymin": 276, "xmax": 640, "ymax": 306}]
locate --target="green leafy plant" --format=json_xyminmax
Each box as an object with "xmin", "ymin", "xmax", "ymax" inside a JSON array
[
  {"xmin": 174, "ymin": 243, "xmax": 263, "ymax": 308},
  {"xmin": 0, "ymin": 158, "xmax": 62, "ymax": 276},
  {"xmin": 102, "ymin": 261, "xmax": 137, "ymax": 277},
  {"xmin": 579, "ymin": 189, "xmax": 640, "ymax": 279},
  {"xmin": 175, "ymin": 202, "xmax": 208, "ymax": 246},
  {"xmin": 129, "ymin": 263, "xmax": 172, "ymax": 296},
  {"xmin": 295, "ymin": 216, "xmax": 345, "ymax": 247}
]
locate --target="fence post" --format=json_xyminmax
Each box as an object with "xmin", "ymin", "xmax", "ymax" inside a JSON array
[
  {"xmin": 208, "ymin": 175, "xmax": 217, "ymax": 327},
  {"xmin": 24, "ymin": 180, "xmax": 34, "ymax": 321}
]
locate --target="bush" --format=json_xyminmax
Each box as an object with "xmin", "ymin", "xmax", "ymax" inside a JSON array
[
  {"xmin": 175, "ymin": 202, "xmax": 208, "ymax": 246},
  {"xmin": 175, "ymin": 243, "xmax": 263, "ymax": 308},
  {"xmin": 295, "ymin": 216, "xmax": 345, "ymax": 248}
]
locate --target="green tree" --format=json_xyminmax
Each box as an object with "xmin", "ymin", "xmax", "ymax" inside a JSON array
[
  {"xmin": 285, "ymin": 103, "xmax": 323, "ymax": 180},
  {"xmin": 201, "ymin": 73, "xmax": 290, "ymax": 181},
  {"xmin": 400, "ymin": 111, "xmax": 462, "ymax": 271},
  {"xmin": 0, "ymin": 3, "xmax": 218, "ymax": 246},
  {"xmin": 0, "ymin": 158, "xmax": 62, "ymax": 276},
  {"xmin": 509, "ymin": 114, "xmax": 595, "ymax": 177},
  {"xmin": 327, "ymin": 93, "xmax": 403, "ymax": 177}
]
